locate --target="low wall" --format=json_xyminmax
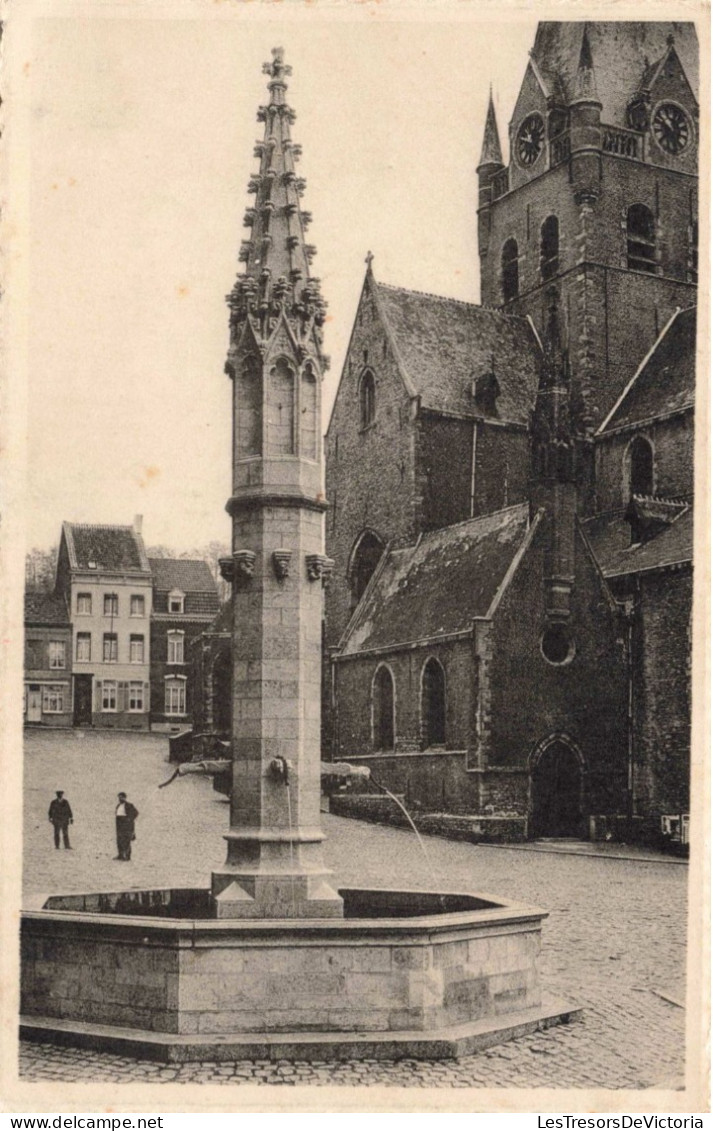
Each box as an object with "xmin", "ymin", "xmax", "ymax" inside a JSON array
[{"xmin": 330, "ymin": 795, "xmax": 527, "ymax": 842}]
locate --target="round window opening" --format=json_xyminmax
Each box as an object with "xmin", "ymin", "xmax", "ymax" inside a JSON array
[{"xmin": 541, "ymin": 625, "xmax": 575, "ymax": 666}]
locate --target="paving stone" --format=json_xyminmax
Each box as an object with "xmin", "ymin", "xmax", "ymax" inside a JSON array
[{"xmin": 20, "ymin": 731, "xmax": 687, "ymax": 1090}]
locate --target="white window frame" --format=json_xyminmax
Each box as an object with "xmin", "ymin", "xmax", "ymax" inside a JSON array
[
  {"xmin": 103, "ymin": 593, "xmax": 119, "ymax": 617},
  {"xmin": 129, "ymin": 635, "xmax": 145, "ymax": 664},
  {"xmin": 77, "ymin": 593, "xmax": 92, "ymax": 615},
  {"xmin": 48, "ymin": 641, "xmax": 66, "ymax": 670},
  {"xmin": 103, "ymin": 633, "xmax": 118, "ymax": 663},
  {"xmin": 130, "ymin": 594, "xmax": 145, "ymax": 618},
  {"xmin": 102, "ymin": 680, "xmax": 118, "ymax": 712},
  {"xmin": 128, "ymin": 681, "xmax": 144, "ymax": 712},
  {"xmin": 165, "ymin": 676, "xmax": 187, "ymax": 717},
  {"xmin": 43, "ymin": 683, "xmax": 66, "ymax": 714},
  {"xmin": 168, "ymin": 589, "xmax": 185, "ymax": 614},
  {"xmin": 167, "ymin": 630, "xmax": 185, "ymax": 665},
  {"xmin": 76, "ymin": 633, "xmax": 91, "ymax": 662}
]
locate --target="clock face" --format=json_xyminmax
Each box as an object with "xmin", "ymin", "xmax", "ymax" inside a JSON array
[
  {"xmin": 517, "ymin": 113, "xmax": 545, "ymax": 167},
  {"xmin": 652, "ymin": 103, "xmax": 690, "ymax": 155}
]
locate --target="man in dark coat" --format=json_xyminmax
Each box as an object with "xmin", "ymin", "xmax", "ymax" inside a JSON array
[
  {"xmin": 48, "ymin": 790, "xmax": 73, "ymax": 849},
  {"xmin": 114, "ymin": 792, "xmax": 139, "ymax": 861}
]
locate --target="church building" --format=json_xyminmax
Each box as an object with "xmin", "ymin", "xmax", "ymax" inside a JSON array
[{"xmin": 323, "ymin": 22, "xmax": 697, "ymax": 845}]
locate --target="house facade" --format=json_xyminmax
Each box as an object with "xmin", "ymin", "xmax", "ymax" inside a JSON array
[
  {"xmin": 324, "ymin": 22, "xmax": 697, "ymax": 846},
  {"xmin": 54, "ymin": 521, "xmax": 153, "ymax": 729},
  {"xmin": 149, "ymin": 558, "xmax": 220, "ymax": 731},
  {"xmin": 24, "ymin": 593, "xmax": 73, "ymax": 728}
]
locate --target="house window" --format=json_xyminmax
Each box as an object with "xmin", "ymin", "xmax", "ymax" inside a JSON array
[
  {"xmin": 165, "ymin": 677, "xmax": 187, "ymax": 716},
  {"xmin": 168, "ymin": 590, "xmax": 185, "ymax": 614},
  {"xmin": 129, "ymin": 635, "xmax": 145, "ymax": 664},
  {"xmin": 102, "ymin": 680, "xmax": 117, "ymax": 712},
  {"xmin": 421, "ymin": 657, "xmax": 446, "ymax": 748},
  {"xmin": 628, "ymin": 435, "xmax": 654, "ymax": 497},
  {"xmin": 502, "ymin": 238, "xmax": 519, "ymax": 302},
  {"xmin": 359, "ymin": 370, "xmax": 376, "ymax": 430},
  {"xmin": 167, "ymin": 631, "xmax": 185, "ymax": 664},
  {"xmin": 77, "ymin": 593, "xmax": 92, "ymax": 615},
  {"xmin": 42, "ymin": 684, "xmax": 66, "ymax": 713},
  {"xmin": 103, "ymin": 633, "xmax": 118, "ymax": 663},
  {"xmin": 130, "ymin": 595, "xmax": 145, "ymax": 617},
  {"xmin": 104, "ymin": 593, "xmax": 119, "ymax": 617},
  {"xmin": 76, "ymin": 633, "xmax": 91, "ymax": 662},
  {"xmin": 540, "ymin": 216, "xmax": 559, "ymax": 281},
  {"xmin": 128, "ymin": 682, "xmax": 144, "ymax": 712},
  {"xmin": 627, "ymin": 204, "xmax": 656, "ymax": 273},
  {"xmin": 372, "ymin": 665, "xmax": 395, "ymax": 751},
  {"xmin": 48, "ymin": 641, "xmax": 66, "ymax": 670}
]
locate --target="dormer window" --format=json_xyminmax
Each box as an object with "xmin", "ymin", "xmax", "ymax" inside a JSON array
[
  {"xmin": 359, "ymin": 370, "xmax": 376, "ymax": 430},
  {"xmin": 168, "ymin": 589, "xmax": 185, "ymax": 615},
  {"xmin": 473, "ymin": 370, "xmax": 500, "ymax": 417},
  {"xmin": 627, "ymin": 435, "xmax": 654, "ymax": 499}
]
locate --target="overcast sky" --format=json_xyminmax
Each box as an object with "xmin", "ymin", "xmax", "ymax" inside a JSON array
[{"xmin": 20, "ymin": 7, "xmax": 541, "ymax": 552}]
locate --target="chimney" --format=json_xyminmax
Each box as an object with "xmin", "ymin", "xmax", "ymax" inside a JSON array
[{"xmin": 134, "ymin": 514, "xmax": 143, "ymax": 535}]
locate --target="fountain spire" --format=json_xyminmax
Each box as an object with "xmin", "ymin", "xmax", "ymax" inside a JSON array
[{"xmin": 212, "ymin": 48, "xmax": 341, "ymax": 919}]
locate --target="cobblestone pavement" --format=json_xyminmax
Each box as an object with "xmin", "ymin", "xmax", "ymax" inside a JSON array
[{"xmin": 20, "ymin": 731, "xmax": 688, "ymax": 1089}]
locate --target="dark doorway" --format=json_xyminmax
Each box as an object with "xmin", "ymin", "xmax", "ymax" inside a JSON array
[
  {"xmin": 73, "ymin": 674, "xmax": 93, "ymax": 727},
  {"xmin": 212, "ymin": 649, "xmax": 232, "ymax": 734},
  {"xmin": 530, "ymin": 740, "xmax": 584, "ymax": 837}
]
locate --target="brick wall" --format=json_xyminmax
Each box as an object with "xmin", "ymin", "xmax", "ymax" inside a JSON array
[{"xmin": 594, "ymin": 411, "xmax": 694, "ymax": 513}]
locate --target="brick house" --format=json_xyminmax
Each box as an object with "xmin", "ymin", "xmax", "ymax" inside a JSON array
[
  {"xmin": 325, "ymin": 22, "xmax": 697, "ymax": 844},
  {"xmin": 55, "ymin": 521, "xmax": 153, "ymax": 729},
  {"xmin": 24, "ymin": 593, "xmax": 73, "ymax": 728},
  {"xmin": 148, "ymin": 559, "xmax": 220, "ymax": 731}
]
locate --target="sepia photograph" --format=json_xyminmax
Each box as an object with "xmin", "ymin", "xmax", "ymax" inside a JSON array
[{"xmin": 1, "ymin": 0, "xmax": 708, "ymax": 1113}]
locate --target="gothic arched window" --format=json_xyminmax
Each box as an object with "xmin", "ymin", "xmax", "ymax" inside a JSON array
[
  {"xmin": 421, "ymin": 657, "xmax": 446, "ymax": 748},
  {"xmin": 359, "ymin": 370, "xmax": 376, "ymax": 430},
  {"xmin": 235, "ymin": 357, "xmax": 262, "ymax": 458},
  {"xmin": 300, "ymin": 364, "xmax": 318, "ymax": 460},
  {"xmin": 628, "ymin": 435, "xmax": 654, "ymax": 497},
  {"xmin": 502, "ymin": 238, "xmax": 519, "ymax": 302},
  {"xmin": 627, "ymin": 204, "xmax": 656, "ymax": 274},
  {"xmin": 349, "ymin": 529, "xmax": 384, "ymax": 612},
  {"xmin": 373, "ymin": 664, "xmax": 395, "ymax": 751},
  {"xmin": 267, "ymin": 358, "xmax": 295, "ymax": 455},
  {"xmin": 540, "ymin": 216, "xmax": 559, "ymax": 281}
]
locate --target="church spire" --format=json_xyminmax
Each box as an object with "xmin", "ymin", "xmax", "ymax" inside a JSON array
[
  {"xmin": 226, "ymin": 47, "xmax": 326, "ymax": 354},
  {"xmin": 477, "ymin": 88, "xmax": 504, "ymax": 169}
]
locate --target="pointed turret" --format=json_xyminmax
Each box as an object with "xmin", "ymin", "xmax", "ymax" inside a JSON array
[
  {"xmin": 477, "ymin": 89, "xmax": 503, "ymax": 169},
  {"xmin": 572, "ymin": 24, "xmax": 599, "ymax": 104},
  {"xmin": 226, "ymin": 47, "xmax": 326, "ymax": 356},
  {"xmin": 477, "ymin": 90, "xmax": 505, "ymax": 260}
]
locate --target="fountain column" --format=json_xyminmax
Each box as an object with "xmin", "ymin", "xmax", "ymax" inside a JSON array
[{"xmin": 211, "ymin": 48, "xmax": 341, "ymax": 919}]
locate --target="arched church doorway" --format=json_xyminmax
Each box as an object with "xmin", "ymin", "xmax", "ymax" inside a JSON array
[{"xmin": 530, "ymin": 738, "xmax": 585, "ymax": 838}]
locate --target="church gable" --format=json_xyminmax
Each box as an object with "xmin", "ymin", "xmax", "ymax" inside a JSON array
[{"xmin": 508, "ymin": 64, "xmax": 550, "ymax": 192}]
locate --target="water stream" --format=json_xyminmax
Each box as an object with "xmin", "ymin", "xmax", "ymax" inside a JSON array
[{"xmin": 370, "ymin": 777, "xmax": 441, "ymax": 893}]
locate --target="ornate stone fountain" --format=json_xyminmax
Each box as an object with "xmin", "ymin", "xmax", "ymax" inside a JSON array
[{"xmin": 20, "ymin": 49, "xmax": 579, "ymax": 1063}]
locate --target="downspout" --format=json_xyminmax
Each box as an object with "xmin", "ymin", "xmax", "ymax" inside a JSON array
[
  {"xmin": 470, "ymin": 420, "xmax": 478, "ymax": 517},
  {"xmin": 625, "ymin": 590, "xmax": 636, "ymax": 820}
]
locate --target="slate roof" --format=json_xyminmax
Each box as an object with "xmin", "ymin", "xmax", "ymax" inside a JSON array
[
  {"xmin": 375, "ymin": 283, "xmax": 541, "ymax": 425},
  {"xmin": 531, "ymin": 22, "xmax": 698, "ymax": 126},
  {"xmin": 64, "ymin": 523, "xmax": 150, "ymax": 573},
  {"xmin": 341, "ymin": 504, "xmax": 531, "ymax": 655},
  {"xmin": 598, "ymin": 308, "xmax": 696, "ymax": 435},
  {"xmin": 149, "ymin": 558, "xmax": 218, "ymax": 594},
  {"xmin": 582, "ymin": 506, "xmax": 693, "ymax": 579},
  {"xmin": 24, "ymin": 591, "xmax": 70, "ymax": 627}
]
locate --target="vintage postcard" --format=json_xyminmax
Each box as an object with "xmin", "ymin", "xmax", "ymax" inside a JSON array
[{"xmin": 0, "ymin": 0, "xmax": 709, "ymax": 1115}]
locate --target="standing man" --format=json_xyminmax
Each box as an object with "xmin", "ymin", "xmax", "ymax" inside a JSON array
[
  {"xmin": 114, "ymin": 792, "xmax": 139, "ymax": 861},
  {"xmin": 48, "ymin": 790, "xmax": 73, "ymax": 850}
]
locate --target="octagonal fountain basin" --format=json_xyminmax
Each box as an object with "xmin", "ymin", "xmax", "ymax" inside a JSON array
[{"xmin": 20, "ymin": 887, "xmax": 581, "ymax": 1062}]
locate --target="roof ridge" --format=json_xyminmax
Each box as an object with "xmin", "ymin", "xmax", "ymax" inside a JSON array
[
  {"xmin": 419, "ymin": 501, "xmax": 528, "ymax": 541},
  {"xmin": 377, "ymin": 281, "xmax": 532, "ymax": 327},
  {"xmin": 67, "ymin": 522, "xmax": 136, "ymax": 531}
]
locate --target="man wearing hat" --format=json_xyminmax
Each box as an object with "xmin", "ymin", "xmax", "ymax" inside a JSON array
[
  {"xmin": 48, "ymin": 790, "xmax": 73, "ymax": 850},
  {"xmin": 115, "ymin": 792, "xmax": 139, "ymax": 861}
]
